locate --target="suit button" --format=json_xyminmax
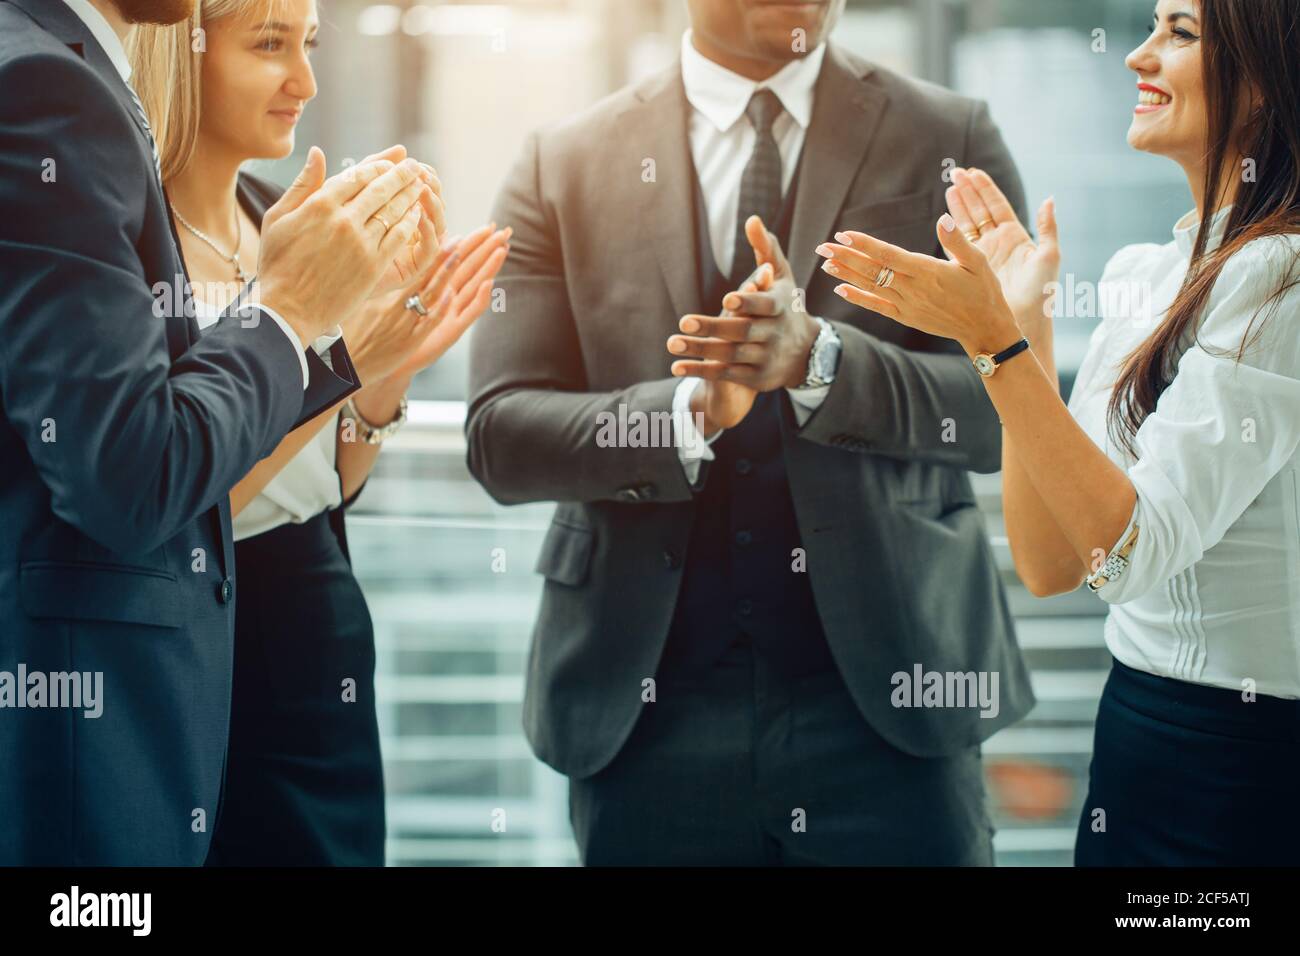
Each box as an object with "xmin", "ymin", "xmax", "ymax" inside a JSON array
[
  {"xmin": 734, "ymin": 530, "xmax": 753, "ymax": 547},
  {"xmin": 735, "ymin": 458, "xmax": 753, "ymax": 475},
  {"xmin": 662, "ymin": 549, "xmax": 681, "ymax": 569},
  {"xmin": 217, "ymin": 578, "xmax": 234, "ymax": 604},
  {"xmin": 736, "ymin": 599, "xmax": 753, "ymax": 617},
  {"xmin": 616, "ymin": 486, "xmax": 641, "ymax": 502}
]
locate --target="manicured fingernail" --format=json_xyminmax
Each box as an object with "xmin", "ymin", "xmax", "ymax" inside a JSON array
[
  {"xmin": 834, "ymin": 232, "xmax": 853, "ymax": 247},
  {"xmin": 822, "ymin": 261, "xmax": 839, "ymax": 275},
  {"xmin": 668, "ymin": 338, "xmax": 687, "ymax": 353},
  {"xmin": 815, "ymin": 243, "xmax": 835, "ymax": 258},
  {"xmin": 834, "ymin": 284, "xmax": 850, "ymax": 298},
  {"xmin": 681, "ymin": 316, "xmax": 701, "ymax": 333},
  {"xmin": 501, "ymin": 227, "xmax": 513, "ymax": 240},
  {"xmin": 723, "ymin": 294, "xmax": 741, "ymax": 310},
  {"xmin": 940, "ymin": 213, "xmax": 956, "ymax": 233}
]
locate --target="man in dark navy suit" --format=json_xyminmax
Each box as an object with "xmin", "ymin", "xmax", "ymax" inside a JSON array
[{"xmin": 0, "ymin": 0, "xmax": 444, "ymax": 864}]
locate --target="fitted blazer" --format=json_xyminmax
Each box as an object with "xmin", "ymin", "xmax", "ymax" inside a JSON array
[
  {"xmin": 0, "ymin": 0, "xmax": 358, "ymax": 864},
  {"xmin": 467, "ymin": 45, "xmax": 1037, "ymax": 779}
]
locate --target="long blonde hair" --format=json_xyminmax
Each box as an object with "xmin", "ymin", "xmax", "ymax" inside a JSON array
[{"xmin": 126, "ymin": 1, "xmax": 288, "ymax": 182}]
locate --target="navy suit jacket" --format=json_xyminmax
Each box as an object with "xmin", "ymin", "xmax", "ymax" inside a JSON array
[{"xmin": 0, "ymin": 0, "xmax": 359, "ymax": 864}]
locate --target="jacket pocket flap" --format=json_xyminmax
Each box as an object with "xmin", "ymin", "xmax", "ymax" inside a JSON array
[
  {"xmin": 533, "ymin": 521, "xmax": 593, "ymax": 587},
  {"xmin": 20, "ymin": 561, "xmax": 182, "ymax": 629}
]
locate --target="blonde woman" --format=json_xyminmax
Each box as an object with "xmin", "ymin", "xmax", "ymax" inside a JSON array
[{"xmin": 129, "ymin": 0, "xmax": 510, "ymax": 864}]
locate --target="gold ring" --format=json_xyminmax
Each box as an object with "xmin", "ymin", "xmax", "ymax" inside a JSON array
[
  {"xmin": 976, "ymin": 218, "xmax": 994, "ymax": 234},
  {"xmin": 964, "ymin": 230, "xmax": 981, "ymax": 244},
  {"xmin": 370, "ymin": 212, "xmax": 394, "ymax": 231},
  {"xmin": 875, "ymin": 266, "xmax": 895, "ymax": 290}
]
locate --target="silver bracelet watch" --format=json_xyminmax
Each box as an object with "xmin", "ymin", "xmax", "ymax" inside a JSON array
[
  {"xmin": 344, "ymin": 395, "xmax": 408, "ymax": 445},
  {"xmin": 1086, "ymin": 522, "xmax": 1141, "ymax": 592},
  {"xmin": 795, "ymin": 316, "xmax": 842, "ymax": 390}
]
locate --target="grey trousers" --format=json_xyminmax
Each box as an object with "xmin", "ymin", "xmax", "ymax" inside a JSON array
[{"xmin": 568, "ymin": 636, "xmax": 996, "ymax": 866}]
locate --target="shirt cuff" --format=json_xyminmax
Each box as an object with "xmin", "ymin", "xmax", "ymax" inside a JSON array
[
  {"xmin": 673, "ymin": 376, "xmax": 721, "ymax": 486},
  {"xmin": 786, "ymin": 384, "xmax": 830, "ymax": 426},
  {"xmin": 312, "ymin": 325, "xmax": 344, "ymax": 356},
  {"xmin": 249, "ymin": 302, "xmax": 310, "ymax": 390}
]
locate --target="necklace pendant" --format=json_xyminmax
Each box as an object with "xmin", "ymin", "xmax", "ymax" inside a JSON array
[{"xmin": 233, "ymin": 257, "xmax": 251, "ymax": 284}]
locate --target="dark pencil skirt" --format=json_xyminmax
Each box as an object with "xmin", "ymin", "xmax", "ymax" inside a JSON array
[
  {"xmin": 1075, "ymin": 657, "xmax": 1300, "ymax": 866},
  {"xmin": 206, "ymin": 509, "xmax": 385, "ymax": 866}
]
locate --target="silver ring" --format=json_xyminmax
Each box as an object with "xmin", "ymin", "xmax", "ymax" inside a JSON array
[
  {"xmin": 875, "ymin": 267, "xmax": 895, "ymax": 290},
  {"xmin": 405, "ymin": 294, "xmax": 428, "ymax": 316}
]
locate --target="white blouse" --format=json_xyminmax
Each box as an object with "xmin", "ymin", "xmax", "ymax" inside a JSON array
[
  {"xmin": 192, "ymin": 297, "xmax": 344, "ymax": 542},
  {"xmin": 1068, "ymin": 206, "xmax": 1300, "ymax": 699}
]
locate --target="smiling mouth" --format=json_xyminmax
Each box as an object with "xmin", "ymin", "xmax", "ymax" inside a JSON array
[{"xmin": 1135, "ymin": 85, "xmax": 1172, "ymax": 114}]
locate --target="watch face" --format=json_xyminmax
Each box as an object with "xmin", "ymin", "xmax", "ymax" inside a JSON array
[
  {"xmin": 974, "ymin": 355, "xmax": 996, "ymax": 377},
  {"xmin": 813, "ymin": 344, "xmax": 835, "ymax": 381}
]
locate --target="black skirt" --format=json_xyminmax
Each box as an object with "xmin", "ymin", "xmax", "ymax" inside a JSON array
[
  {"xmin": 206, "ymin": 510, "xmax": 385, "ymax": 866},
  {"xmin": 1075, "ymin": 657, "xmax": 1300, "ymax": 866}
]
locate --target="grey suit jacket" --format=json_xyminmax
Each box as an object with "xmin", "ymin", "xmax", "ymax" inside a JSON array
[{"xmin": 466, "ymin": 44, "xmax": 1036, "ymax": 778}]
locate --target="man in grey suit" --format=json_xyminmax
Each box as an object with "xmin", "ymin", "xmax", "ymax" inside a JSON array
[{"xmin": 467, "ymin": 0, "xmax": 1035, "ymax": 865}]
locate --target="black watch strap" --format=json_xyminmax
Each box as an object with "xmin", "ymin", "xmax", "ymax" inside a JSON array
[{"xmin": 993, "ymin": 338, "xmax": 1031, "ymax": 364}]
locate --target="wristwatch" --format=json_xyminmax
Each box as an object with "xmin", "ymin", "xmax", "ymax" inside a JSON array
[
  {"xmin": 1087, "ymin": 522, "xmax": 1141, "ymax": 592},
  {"xmin": 972, "ymin": 337, "xmax": 1031, "ymax": 378},
  {"xmin": 795, "ymin": 316, "xmax": 842, "ymax": 390},
  {"xmin": 344, "ymin": 394, "xmax": 408, "ymax": 445}
]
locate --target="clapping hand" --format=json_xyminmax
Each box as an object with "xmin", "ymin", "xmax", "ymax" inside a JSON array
[
  {"xmin": 343, "ymin": 224, "xmax": 510, "ymax": 386},
  {"xmin": 667, "ymin": 215, "xmax": 821, "ymax": 396},
  {"xmin": 944, "ymin": 167, "xmax": 1061, "ymax": 343}
]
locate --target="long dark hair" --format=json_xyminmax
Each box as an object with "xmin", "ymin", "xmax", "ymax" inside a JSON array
[{"xmin": 1108, "ymin": 0, "xmax": 1300, "ymax": 456}]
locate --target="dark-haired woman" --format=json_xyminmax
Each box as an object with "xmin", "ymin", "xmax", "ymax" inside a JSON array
[{"xmin": 813, "ymin": 0, "xmax": 1300, "ymax": 865}]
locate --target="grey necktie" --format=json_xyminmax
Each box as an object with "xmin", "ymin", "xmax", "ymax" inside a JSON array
[
  {"xmin": 126, "ymin": 83, "xmax": 164, "ymax": 186},
  {"xmin": 730, "ymin": 88, "xmax": 784, "ymax": 288}
]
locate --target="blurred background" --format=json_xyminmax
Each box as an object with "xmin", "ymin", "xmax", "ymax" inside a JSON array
[{"xmin": 252, "ymin": 0, "xmax": 1190, "ymax": 865}]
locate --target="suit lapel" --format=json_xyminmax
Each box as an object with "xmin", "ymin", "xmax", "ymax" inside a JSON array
[
  {"xmin": 616, "ymin": 61, "xmax": 702, "ymax": 323},
  {"xmin": 11, "ymin": 0, "xmax": 196, "ymax": 354},
  {"xmin": 787, "ymin": 45, "xmax": 891, "ymax": 292},
  {"xmin": 9, "ymin": 0, "xmax": 158, "ymax": 154}
]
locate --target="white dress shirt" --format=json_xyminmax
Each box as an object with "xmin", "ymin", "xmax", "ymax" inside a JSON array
[
  {"xmin": 61, "ymin": 0, "xmax": 314, "ymax": 389},
  {"xmin": 192, "ymin": 297, "xmax": 343, "ymax": 541},
  {"xmin": 672, "ymin": 30, "xmax": 831, "ymax": 484},
  {"xmin": 1068, "ymin": 206, "xmax": 1300, "ymax": 698}
]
